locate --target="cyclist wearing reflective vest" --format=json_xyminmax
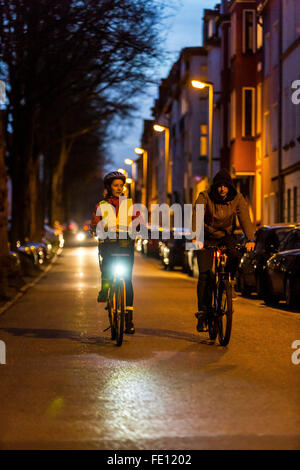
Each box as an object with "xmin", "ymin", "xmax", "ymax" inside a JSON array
[{"xmin": 90, "ymin": 171, "xmax": 141, "ymax": 334}]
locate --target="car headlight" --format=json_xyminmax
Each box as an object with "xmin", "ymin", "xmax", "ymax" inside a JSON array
[{"xmin": 76, "ymin": 232, "xmax": 85, "ymax": 242}]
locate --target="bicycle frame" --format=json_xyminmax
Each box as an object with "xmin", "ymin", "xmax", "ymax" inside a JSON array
[{"xmin": 207, "ymin": 246, "xmax": 233, "ymax": 346}]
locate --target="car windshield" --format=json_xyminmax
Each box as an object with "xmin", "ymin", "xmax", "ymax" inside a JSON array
[{"xmin": 280, "ymin": 230, "xmax": 300, "ymax": 251}]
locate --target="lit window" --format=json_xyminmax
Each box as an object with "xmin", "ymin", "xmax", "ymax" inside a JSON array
[
  {"xmin": 200, "ymin": 124, "xmax": 208, "ymax": 156},
  {"xmin": 257, "ymin": 18, "xmax": 263, "ymax": 49},
  {"xmin": 243, "ymin": 10, "xmax": 256, "ymax": 53},
  {"xmin": 230, "ymin": 90, "xmax": 236, "ymax": 140},
  {"xmin": 256, "ymin": 83, "xmax": 262, "ymax": 134},
  {"xmin": 264, "ymin": 112, "xmax": 270, "ymax": 156}
]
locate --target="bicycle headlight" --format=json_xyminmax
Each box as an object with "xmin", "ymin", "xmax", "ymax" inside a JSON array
[{"xmin": 114, "ymin": 264, "xmax": 126, "ymax": 276}]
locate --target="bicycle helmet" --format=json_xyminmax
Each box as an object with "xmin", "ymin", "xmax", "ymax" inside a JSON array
[{"xmin": 103, "ymin": 171, "xmax": 126, "ymax": 189}]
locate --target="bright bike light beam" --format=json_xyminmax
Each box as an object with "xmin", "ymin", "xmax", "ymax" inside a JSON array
[{"xmin": 114, "ymin": 264, "xmax": 126, "ymax": 276}]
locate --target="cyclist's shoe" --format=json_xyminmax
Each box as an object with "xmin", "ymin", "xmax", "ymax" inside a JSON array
[
  {"xmin": 97, "ymin": 288, "xmax": 108, "ymax": 303},
  {"xmin": 125, "ymin": 310, "xmax": 135, "ymax": 334},
  {"xmin": 125, "ymin": 321, "xmax": 135, "ymax": 334},
  {"xmin": 195, "ymin": 311, "xmax": 208, "ymax": 332}
]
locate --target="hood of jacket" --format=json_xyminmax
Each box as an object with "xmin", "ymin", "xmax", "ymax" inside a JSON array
[{"xmin": 209, "ymin": 169, "xmax": 237, "ymax": 204}]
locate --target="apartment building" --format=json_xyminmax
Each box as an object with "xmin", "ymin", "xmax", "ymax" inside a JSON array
[
  {"xmin": 152, "ymin": 47, "xmax": 210, "ymax": 206},
  {"xmin": 258, "ymin": 0, "xmax": 300, "ymax": 224}
]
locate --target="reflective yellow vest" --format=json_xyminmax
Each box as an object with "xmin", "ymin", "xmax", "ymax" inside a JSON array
[{"xmin": 96, "ymin": 197, "xmax": 134, "ymax": 234}]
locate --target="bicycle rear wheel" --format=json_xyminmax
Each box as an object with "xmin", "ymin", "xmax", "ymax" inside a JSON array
[
  {"xmin": 114, "ymin": 282, "xmax": 125, "ymax": 347},
  {"xmin": 216, "ymin": 281, "xmax": 233, "ymax": 346}
]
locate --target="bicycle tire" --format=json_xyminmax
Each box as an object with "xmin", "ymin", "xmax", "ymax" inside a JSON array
[
  {"xmin": 216, "ymin": 280, "xmax": 232, "ymax": 346},
  {"xmin": 107, "ymin": 296, "xmax": 116, "ymax": 340},
  {"xmin": 208, "ymin": 289, "xmax": 217, "ymax": 340},
  {"xmin": 115, "ymin": 282, "xmax": 125, "ymax": 347}
]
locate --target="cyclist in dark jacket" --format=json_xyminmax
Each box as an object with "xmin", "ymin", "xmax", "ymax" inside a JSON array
[{"xmin": 192, "ymin": 169, "xmax": 255, "ymax": 331}]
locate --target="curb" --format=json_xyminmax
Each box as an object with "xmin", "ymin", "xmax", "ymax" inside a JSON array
[{"xmin": 0, "ymin": 247, "xmax": 63, "ymax": 317}]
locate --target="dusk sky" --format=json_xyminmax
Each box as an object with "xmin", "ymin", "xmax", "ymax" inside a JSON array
[{"xmin": 109, "ymin": 0, "xmax": 218, "ymax": 173}]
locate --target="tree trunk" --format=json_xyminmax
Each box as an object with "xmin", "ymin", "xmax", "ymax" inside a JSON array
[
  {"xmin": 51, "ymin": 138, "xmax": 73, "ymax": 224},
  {"xmin": 0, "ymin": 111, "xmax": 8, "ymax": 256},
  {"xmin": 0, "ymin": 110, "xmax": 10, "ymax": 299}
]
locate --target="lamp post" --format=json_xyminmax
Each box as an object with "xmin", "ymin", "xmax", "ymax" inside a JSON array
[
  {"xmin": 134, "ymin": 147, "xmax": 148, "ymax": 206},
  {"xmin": 124, "ymin": 159, "xmax": 135, "ymax": 199},
  {"xmin": 153, "ymin": 124, "xmax": 171, "ymax": 204},
  {"xmin": 191, "ymin": 80, "xmax": 214, "ymax": 183}
]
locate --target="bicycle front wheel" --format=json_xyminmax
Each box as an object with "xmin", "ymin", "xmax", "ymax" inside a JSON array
[
  {"xmin": 216, "ymin": 281, "xmax": 233, "ymax": 346},
  {"xmin": 114, "ymin": 282, "xmax": 125, "ymax": 347},
  {"xmin": 107, "ymin": 297, "xmax": 116, "ymax": 340}
]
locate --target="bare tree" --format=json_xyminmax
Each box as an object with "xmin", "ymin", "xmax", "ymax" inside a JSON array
[{"xmin": 0, "ymin": 0, "xmax": 166, "ymax": 244}]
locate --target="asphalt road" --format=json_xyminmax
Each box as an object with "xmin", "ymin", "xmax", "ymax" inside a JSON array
[{"xmin": 0, "ymin": 246, "xmax": 299, "ymax": 450}]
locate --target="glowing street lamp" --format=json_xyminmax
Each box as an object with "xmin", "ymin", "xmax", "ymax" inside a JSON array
[
  {"xmin": 124, "ymin": 159, "xmax": 136, "ymax": 199},
  {"xmin": 153, "ymin": 123, "xmax": 171, "ymax": 204},
  {"xmin": 134, "ymin": 147, "xmax": 148, "ymax": 206},
  {"xmin": 191, "ymin": 79, "xmax": 214, "ymax": 182},
  {"xmin": 117, "ymin": 168, "xmax": 127, "ymax": 175}
]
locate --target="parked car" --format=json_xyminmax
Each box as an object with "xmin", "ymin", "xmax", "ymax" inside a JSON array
[
  {"xmin": 16, "ymin": 244, "xmax": 41, "ymax": 277},
  {"xmin": 236, "ymin": 224, "xmax": 295, "ymax": 296},
  {"xmin": 160, "ymin": 229, "xmax": 190, "ymax": 271},
  {"xmin": 141, "ymin": 227, "xmax": 163, "ymax": 258},
  {"xmin": 264, "ymin": 227, "xmax": 300, "ymax": 307}
]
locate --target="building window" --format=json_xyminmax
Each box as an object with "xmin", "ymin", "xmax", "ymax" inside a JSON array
[
  {"xmin": 200, "ymin": 124, "xmax": 208, "ymax": 156},
  {"xmin": 287, "ymin": 188, "xmax": 291, "ymax": 222},
  {"xmin": 256, "ymin": 83, "xmax": 262, "ymax": 134},
  {"xmin": 264, "ymin": 112, "xmax": 270, "ymax": 156},
  {"xmin": 231, "ymin": 13, "xmax": 236, "ymax": 57},
  {"xmin": 294, "ymin": 186, "xmax": 298, "ymax": 222},
  {"xmin": 208, "ymin": 19, "xmax": 214, "ymax": 38},
  {"xmin": 264, "ymin": 195, "xmax": 269, "ymax": 224},
  {"xmin": 242, "ymin": 87, "xmax": 255, "ymax": 137},
  {"xmin": 272, "ymin": 22, "xmax": 279, "ymax": 68},
  {"xmin": 256, "ymin": 170, "xmax": 262, "ymax": 222},
  {"xmin": 181, "ymin": 93, "xmax": 188, "ymax": 115},
  {"xmin": 271, "ymin": 104, "xmax": 278, "ymax": 151},
  {"xmin": 264, "ymin": 33, "xmax": 271, "ymax": 76},
  {"xmin": 230, "ymin": 90, "xmax": 236, "ymax": 140},
  {"xmin": 257, "ymin": 18, "xmax": 263, "ymax": 49},
  {"xmin": 243, "ymin": 10, "xmax": 256, "ymax": 53}
]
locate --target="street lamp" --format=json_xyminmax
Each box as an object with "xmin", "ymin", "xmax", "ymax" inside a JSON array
[
  {"xmin": 153, "ymin": 124, "xmax": 171, "ymax": 204},
  {"xmin": 117, "ymin": 168, "xmax": 127, "ymax": 175},
  {"xmin": 191, "ymin": 79, "xmax": 214, "ymax": 183},
  {"xmin": 134, "ymin": 147, "xmax": 148, "ymax": 206},
  {"xmin": 124, "ymin": 159, "xmax": 136, "ymax": 199}
]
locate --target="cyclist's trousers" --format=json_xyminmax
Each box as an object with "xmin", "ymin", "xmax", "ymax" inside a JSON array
[
  {"xmin": 98, "ymin": 241, "xmax": 134, "ymax": 308},
  {"xmin": 196, "ymin": 235, "xmax": 240, "ymax": 312}
]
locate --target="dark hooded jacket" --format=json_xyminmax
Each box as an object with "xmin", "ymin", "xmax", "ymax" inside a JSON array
[{"xmin": 192, "ymin": 169, "xmax": 255, "ymax": 240}]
